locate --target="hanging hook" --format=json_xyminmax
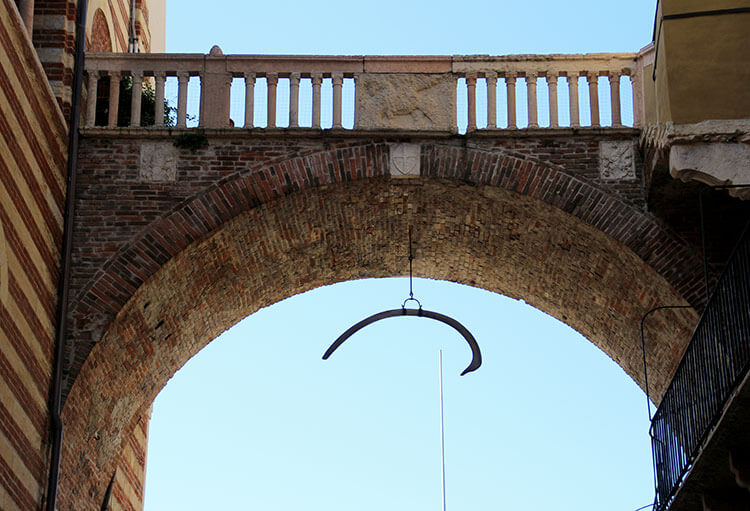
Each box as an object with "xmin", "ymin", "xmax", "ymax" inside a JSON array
[{"xmin": 322, "ymin": 224, "xmax": 484, "ymax": 375}]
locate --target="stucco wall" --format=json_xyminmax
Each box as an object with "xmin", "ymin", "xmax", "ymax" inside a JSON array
[{"xmin": 653, "ymin": 0, "xmax": 750, "ymax": 124}]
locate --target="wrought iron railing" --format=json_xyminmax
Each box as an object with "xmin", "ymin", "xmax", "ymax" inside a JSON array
[{"xmin": 651, "ymin": 220, "xmax": 750, "ymax": 510}]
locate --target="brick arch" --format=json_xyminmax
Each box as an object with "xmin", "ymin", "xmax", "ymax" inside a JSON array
[
  {"xmin": 59, "ymin": 168, "xmax": 700, "ymax": 508},
  {"xmin": 86, "ymin": 8, "xmax": 112, "ymax": 52},
  {"xmin": 69, "ymin": 140, "xmax": 703, "ymax": 372},
  {"xmin": 67, "ymin": 140, "xmax": 707, "ymax": 399}
]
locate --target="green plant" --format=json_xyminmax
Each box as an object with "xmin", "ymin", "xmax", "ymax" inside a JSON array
[{"xmin": 116, "ymin": 76, "xmax": 176, "ymax": 127}]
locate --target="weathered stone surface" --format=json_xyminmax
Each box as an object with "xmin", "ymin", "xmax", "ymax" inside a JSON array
[
  {"xmin": 599, "ymin": 140, "xmax": 636, "ymax": 180},
  {"xmin": 389, "ymin": 143, "xmax": 421, "ymax": 177},
  {"xmin": 139, "ymin": 141, "xmax": 178, "ymax": 181},
  {"xmin": 356, "ymin": 73, "xmax": 455, "ymax": 131},
  {"xmin": 670, "ymin": 142, "xmax": 750, "ymax": 199}
]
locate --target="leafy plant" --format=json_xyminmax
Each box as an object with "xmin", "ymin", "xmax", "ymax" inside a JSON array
[
  {"xmin": 94, "ymin": 75, "xmax": 177, "ymax": 127},
  {"xmin": 117, "ymin": 76, "xmax": 175, "ymax": 127}
]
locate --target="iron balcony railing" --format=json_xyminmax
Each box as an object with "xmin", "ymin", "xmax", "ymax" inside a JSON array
[{"xmin": 651, "ymin": 220, "xmax": 750, "ymax": 510}]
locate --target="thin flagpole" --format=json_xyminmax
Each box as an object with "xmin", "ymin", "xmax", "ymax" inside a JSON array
[{"xmin": 439, "ymin": 350, "xmax": 446, "ymax": 511}]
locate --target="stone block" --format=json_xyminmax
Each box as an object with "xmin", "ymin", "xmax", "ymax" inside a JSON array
[
  {"xmin": 389, "ymin": 143, "xmax": 421, "ymax": 177},
  {"xmin": 599, "ymin": 140, "xmax": 636, "ymax": 180},
  {"xmin": 140, "ymin": 142, "xmax": 178, "ymax": 181},
  {"xmin": 356, "ymin": 73, "xmax": 455, "ymax": 131}
]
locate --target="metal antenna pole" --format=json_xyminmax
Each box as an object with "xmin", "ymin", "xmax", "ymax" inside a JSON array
[
  {"xmin": 408, "ymin": 226, "xmax": 414, "ymax": 300},
  {"xmin": 439, "ymin": 350, "xmax": 446, "ymax": 511}
]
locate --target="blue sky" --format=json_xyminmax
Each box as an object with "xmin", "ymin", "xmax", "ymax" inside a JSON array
[{"xmin": 145, "ymin": 2, "xmax": 659, "ymax": 510}]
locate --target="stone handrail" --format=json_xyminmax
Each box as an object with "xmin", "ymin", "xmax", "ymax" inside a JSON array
[{"xmin": 84, "ymin": 48, "xmax": 642, "ymax": 132}]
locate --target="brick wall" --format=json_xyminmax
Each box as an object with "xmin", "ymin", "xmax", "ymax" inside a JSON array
[
  {"xmin": 58, "ymin": 147, "xmax": 701, "ymax": 507},
  {"xmin": 109, "ymin": 407, "xmax": 150, "ymax": 511},
  {"xmin": 52, "ymin": 129, "xmax": 706, "ymax": 510},
  {"xmin": 32, "ymin": 0, "xmax": 157, "ymax": 120},
  {"xmin": 0, "ymin": 0, "xmax": 68, "ymax": 509},
  {"xmin": 66, "ymin": 131, "xmax": 704, "ymax": 405}
]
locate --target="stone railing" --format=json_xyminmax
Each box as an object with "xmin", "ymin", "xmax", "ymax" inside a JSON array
[{"xmin": 84, "ymin": 47, "xmax": 644, "ymax": 132}]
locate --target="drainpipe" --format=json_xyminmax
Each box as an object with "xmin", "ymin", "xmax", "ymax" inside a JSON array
[
  {"xmin": 17, "ymin": 0, "xmax": 34, "ymax": 37},
  {"xmin": 46, "ymin": 0, "xmax": 88, "ymax": 509},
  {"xmin": 128, "ymin": 0, "xmax": 138, "ymax": 52}
]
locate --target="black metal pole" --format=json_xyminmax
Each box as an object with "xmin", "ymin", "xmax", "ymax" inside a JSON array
[
  {"xmin": 46, "ymin": 0, "xmax": 88, "ymax": 509},
  {"xmin": 100, "ymin": 469, "xmax": 117, "ymax": 511}
]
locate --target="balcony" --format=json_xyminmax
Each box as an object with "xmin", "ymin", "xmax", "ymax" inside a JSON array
[
  {"xmin": 83, "ymin": 48, "xmax": 648, "ymax": 133},
  {"xmin": 651, "ymin": 221, "xmax": 750, "ymax": 510}
]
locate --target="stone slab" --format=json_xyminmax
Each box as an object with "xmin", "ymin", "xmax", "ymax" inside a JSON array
[
  {"xmin": 140, "ymin": 141, "xmax": 178, "ymax": 181},
  {"xmin": 599, "ymin": 140, "xmax": 637, "ymax": 180},
  {"xmin": 389, "ymin": 143, "xmax": 421, "ymax": 177},
  {"xmin": 356, "ymin": 73, "xmax": 455, "ymax": 131}
]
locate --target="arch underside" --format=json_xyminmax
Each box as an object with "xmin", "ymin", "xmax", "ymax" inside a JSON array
[{"xmin": 58, "ymin": 177, "xmax": 698, "ymax": 509}]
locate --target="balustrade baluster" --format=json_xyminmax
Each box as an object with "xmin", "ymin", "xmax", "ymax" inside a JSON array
[
  {"xmin": 609, "ymin": 72, "xmax": 622, "ymax": 127},
  {"xmin": 506, "ymin": 73, "xmax": 517, "ymax": 129},
  {"xmin": 312, "ymin": 74, "xmax": 322, "ymax": 129},
  {"xmin": 86, "ymin": 71, "xmax": 99, "ymax": 127},
  {"xmin": 130, "ymin": 71, "xmax": 143, "ymax": 127},
  {"xmin": 587, "ymin": 72, "xmax": 600, "ymax": 127},
  {"xmin": 547, "ymin": 72, "xmax": 559, "ymax": 128},
  {"xmin": 289, "ymin": 73, "xmax": 300, "ymax": 128},
  {"xmin": 332, "ymin": 73, "xmax": 343, "ymax": 129},
  {"xmin": 630, "ymin": 72, "xmax": 643, "ymax": 128},
  {"xmin": 107, "ymin": 72, "xmax": 120, "ymax": 127},
  {"xmin": 486, "ymin": 72, "xmax": 497, "ymax": 129},
  {"xmin": 466, "ymin": 74, "xmax": 477, "ymax": 131},
  {"xmin": 154, "ymin": 72, "xmax": 166, "ymax": 127},
  {"xmin": 568, "ymin": 74, "xmax": 580, "ymax": 128},
  {"xmin": 527, "ymin": 72, "xmax": 538, "ymax": 128},
  {"xmin": 177, "ymin": 72, "xmax": 189, "ymax": 128},
  {"xmin": 244, "ymin": 73, "xmax": 255, "ymax": 128},
  {"xmin": 353, "ymin": 74, "xmax": 360, "ymax": 129},
  {"xmin": 267, "ymin": 74, "xmax": 278, "ymax": 128}
]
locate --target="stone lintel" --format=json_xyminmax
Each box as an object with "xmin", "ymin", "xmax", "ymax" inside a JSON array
[{"xmin": 363, "ymin": 56, "xmax": 452, "ymax": 73}]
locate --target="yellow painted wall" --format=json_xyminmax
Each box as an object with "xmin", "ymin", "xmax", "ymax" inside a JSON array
[{"xmin": 654, "ymin": 0, "xmax": 750, "ymax": 123}]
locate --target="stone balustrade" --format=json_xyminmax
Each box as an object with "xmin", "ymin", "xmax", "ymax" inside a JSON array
[{"xmin": 84, "ymin": 48, "xmax": 642, "ymax": 132}]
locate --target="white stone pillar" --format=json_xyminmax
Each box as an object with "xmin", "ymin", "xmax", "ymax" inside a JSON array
[
  {"xmin": 609, "ymin": 72, "xmax": 622, "ymax": 127},
  {"xmin": 289, "ymin": 73, "xmax": 300, "ymax": 128},
  {"xmin": 107, "ymin": 72, "xmax": 120, "ymax": 127},
  {"xmin": 466, "ymin": 74, "xmax": 477, "ymax": 131},
  {"xmin": 86, "ymin": 71, "xmax": 99, "ymax": 127},
  {"xmin": 547, "ymin": 72, "xmax": 559, "ymax": 128},
  {"xmin": 506, "ymin": 72, "xmax": 517, "ymax": 129},
  {"xmin": 353, "ymin": 73, "xmax": 360, "ymax": 129},
  {"xmin": 486, "ymin": 72, "xmax": 497, "ymax": 129},
  {"xmin": 629, "ymin": 68, "xmax": 644, "ymax": 128},
  {"xmin": 311, "ymin": 73, "xmax": 322, "ymax": 129},
  {"xmin": 154, "ymin": 72, "xmax": 166, "ymax": 127},
  {"xmin": 130, "ymin": 71, "xmax": 143, "ymax": 127},
  {"xmin": 526, "ymin": 72, "xmax": 538, "ymax": 128},
  {"xmin": 266, "ymin": 74, "xmax": 278, "ymax": 128},
  {"xmin": 244, "ymin": 73, "xmax": 255, "ymax": 128},
  {"xmin": 177, "ymin": 72, "xmax": 189, "ymax": 128},
  {"xmin": 332, "ymin": 73, "xmax": 343, "ymax": 128},
  {"xmin": 587, "ymin": 72, "xmax": 600, "ymax": 127},
  {"xmin": 568, "ymin": 74, "xmax": 579, "ymax": 128}
]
